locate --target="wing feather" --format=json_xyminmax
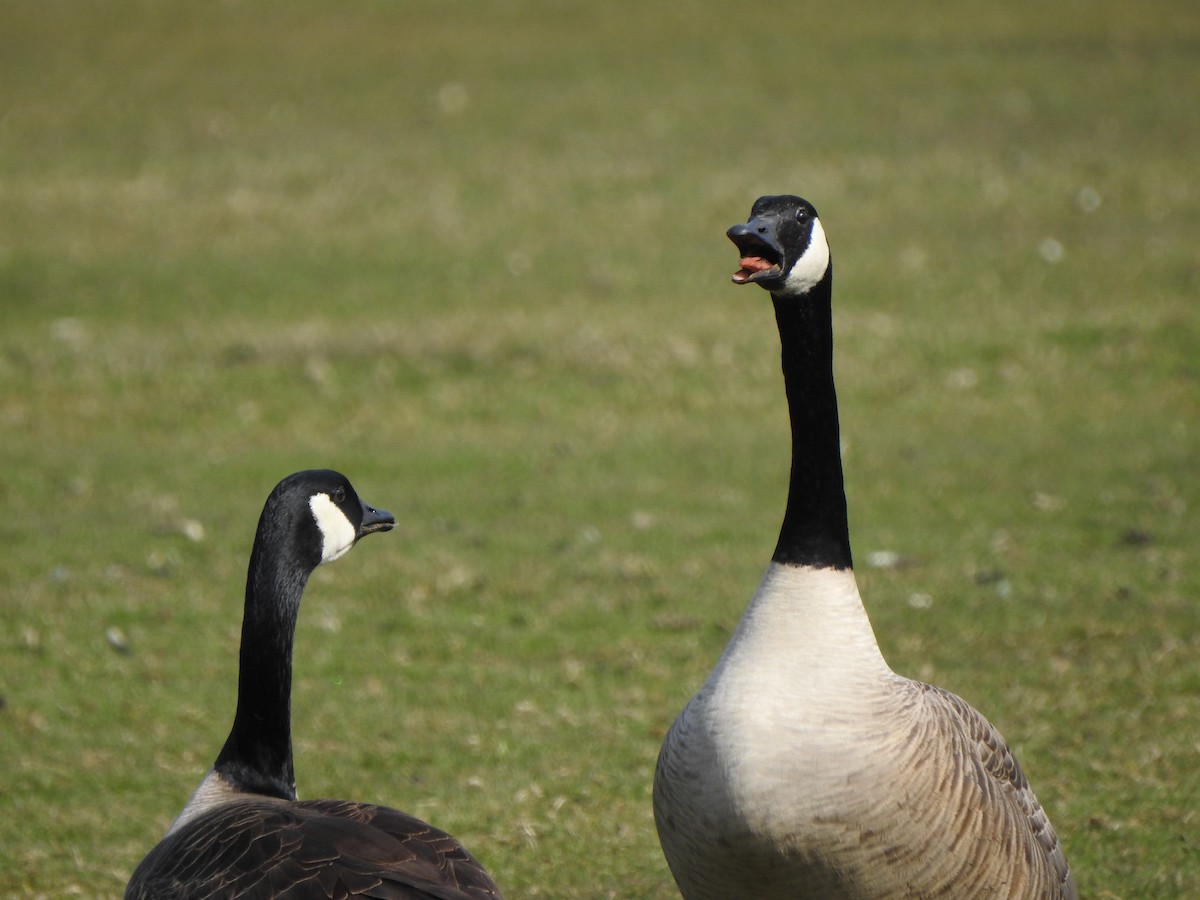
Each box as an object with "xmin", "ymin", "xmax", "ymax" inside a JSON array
[
  {"xmin": 125, "ymin": 798, "xmax": 503, "ymax": 900},
  {"xmin": 914, "ymin": 681, "xmax": 1076, "ymax": 899}
]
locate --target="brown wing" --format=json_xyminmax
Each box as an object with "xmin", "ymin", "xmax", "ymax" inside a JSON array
[
  {"xmin": 125, "ymin": 798, "xmax": 503, "ymax": 900},
  {"xmin": 915, "ymin": 681, "xmax": 1076, "ymax": 900}
]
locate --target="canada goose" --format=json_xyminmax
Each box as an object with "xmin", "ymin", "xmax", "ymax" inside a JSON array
[
  {"xmin": 652, "ymin": 197, "xmax": 1075, "ymax": 899},
  {"xmin": 125, "ymin": 469, "xmax": 503, "ymax": 899}
]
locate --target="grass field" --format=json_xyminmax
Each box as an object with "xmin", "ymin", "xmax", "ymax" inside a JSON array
[{"xmin": 2, "ymin": 1, "xmax": 1197, "ymax": 896}]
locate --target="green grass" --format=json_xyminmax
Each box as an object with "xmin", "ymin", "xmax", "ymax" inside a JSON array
[{"xmin": 2, "ymin": 1, "xmax": 1197, "ymax": 896}]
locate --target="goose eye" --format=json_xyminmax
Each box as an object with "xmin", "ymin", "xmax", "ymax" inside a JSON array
[
  {"xmin": 795, "ymin": 208, "xmax": 809, "ymax": 224},
  {"xmin": 332, "ymin": 487, "xmax": 346, "ymax": 504}
]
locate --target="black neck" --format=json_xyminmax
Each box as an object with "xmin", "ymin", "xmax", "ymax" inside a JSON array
[
  {"xmin": 770, "ymin": 273, "xmax": 853, "ymax": 570},
  {"xmin": 212, "ymin": 539, "xmax": 305, "ymax": 801}
]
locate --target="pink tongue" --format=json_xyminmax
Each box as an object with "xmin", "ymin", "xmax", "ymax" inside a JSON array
[{"xmin": 734, "ymin": 256, "xmax": 774, "ymax": 282}]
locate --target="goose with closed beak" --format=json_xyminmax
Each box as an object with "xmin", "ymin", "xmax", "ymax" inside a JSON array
[{"xmin": 125, "ymin": 469, "xmax": 503, "ymax": 899}]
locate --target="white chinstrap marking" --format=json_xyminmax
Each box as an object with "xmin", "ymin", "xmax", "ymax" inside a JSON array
[
  {"xmin": 309, "ymin": 492, "xmax": 357, "ymax": 564},
  {"xmin": 781, "ymin": 217, "xmax": 830, "ymax": 296}
]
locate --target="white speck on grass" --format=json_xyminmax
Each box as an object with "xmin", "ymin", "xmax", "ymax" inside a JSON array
[
  {"xmin": 1077, "ymin": 186, "xmax": 1102, "ymax": 213},
  {"xmin": 867, "ymin": 550, "xmax": 902, "ymax": 570},
  {"xmin": 947, "ymin": 367, "xmax": 978, "ymax": 389},
  {"xmin": 106, "ymin": 626, "xmax": 130, "ymax": 654},
  {"xmin": 305, "ymin": 356, "xmax": 334, "ymax": 388},
  {"xmin": 146, "ymin": 549, "xmax": 172, "ymax": 575},
  {"xmin": 631, "ymin": 510, "xmax": 655, "ymax": 531},
  {"xmin": 180, "ymin": 518, "xmax": 205, "ymax": 542},
  {"xmin": 436, "ymin": 564, "xmax": 476, "ymax": 594},
  {"xmin": 51, "ymin": 317, "xmax": 88, "ymax": 347},
  {"xmin": 982, "ymin": 173, "xmax": 1010, "ymax": 206},
  {"xmin": 506, "ymin": 251, "xmax": 531, "ymax": 276},
  {"xmin": 908, "ymin": 592, "xmax": 933, "ymax": 610},
  {"xmin": 1032, "ymin": 491, "xmax": 1064, "ymax": 511},
  {"xmin": 899, "ymin": 245, "xmax": 928, "ymax": 273},
  {"xmin": 1038, "ymin": 238, "xmax": 1065, "ymax": 263},
  {"xmin": 437, "ymin": 83, "xmax": 469, "ymax": 115}
]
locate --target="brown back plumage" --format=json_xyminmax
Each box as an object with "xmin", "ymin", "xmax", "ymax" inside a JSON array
[{"xmin": 125, "ymin": 797, "xmax": 503, "ymax": 900}]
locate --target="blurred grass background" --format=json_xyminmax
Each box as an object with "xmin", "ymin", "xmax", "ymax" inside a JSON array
[{"xmin": 1, "ymin": 1, "xmax": 1196, "ymax": 896}]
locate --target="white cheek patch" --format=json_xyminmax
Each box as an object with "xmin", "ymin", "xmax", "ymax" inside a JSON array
[
  {"xmin": 309, "ymin": 493, "xmax": 357, "ymax": 564},
  {"xmin": 782, "ymin": 217, "xmax": 831, "ymax": 296}
]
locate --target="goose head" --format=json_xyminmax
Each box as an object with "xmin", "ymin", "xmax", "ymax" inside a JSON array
[
  {"xmin": 728, "ymin": 195, "xmax": 830, "ymax": 297},
  {"xmin": 268, "ymin": 469, "xmax": 395, "ymax": 569}
]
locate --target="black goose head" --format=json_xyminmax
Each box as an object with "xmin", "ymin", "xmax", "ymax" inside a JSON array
[
  {"xmin": 727, "ymin": 195, "xmax": 830, "ymax": 297},
  {"xmin": 265, "ymin": 469, "xmax": 395, "ymax": 572},
  {"xmin": 213, "ymin": 470, "xmax": 393, "ymax": 801}
]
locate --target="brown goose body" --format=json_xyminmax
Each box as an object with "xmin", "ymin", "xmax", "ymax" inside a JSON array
[
  {"xmin": 126, "ymin": 791, "xmax": 500, "ymax": 899},
  {"xmin": 125, "ymin": 470, "xmax": 503, "ymax": 900},
  {"xmin": 652, "ymin": 198, "xmax": 1075, "ymax": 899}
]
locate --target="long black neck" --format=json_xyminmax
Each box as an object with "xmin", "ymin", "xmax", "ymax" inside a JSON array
[
  {"xmin": 212, "ymin": 530, "xmax": 307, "ymax": 801},
  {"xmin": 770, "ymin": 270, "xmax": 853, "ymax": 570}
]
